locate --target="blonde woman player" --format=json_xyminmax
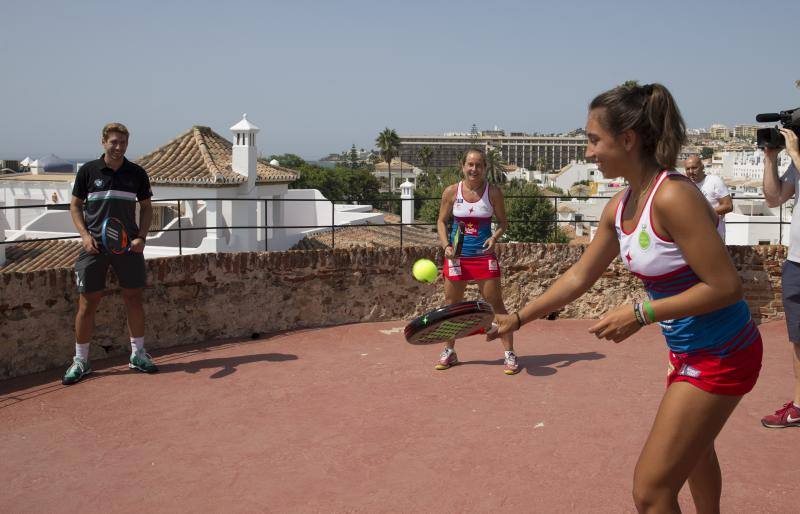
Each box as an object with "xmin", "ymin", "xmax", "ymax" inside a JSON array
[{"xmin": 435, "ymin": 148, "xmax": 519, "ymax": 375}]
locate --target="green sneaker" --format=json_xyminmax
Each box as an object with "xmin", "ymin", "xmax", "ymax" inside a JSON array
[
  {"xmin": 62, "ymin": 356, "xmax": 91, "ymax": 385},
  {"xmin": 129, "ymin": 350, "xmax": 158, "ymax": 373}
]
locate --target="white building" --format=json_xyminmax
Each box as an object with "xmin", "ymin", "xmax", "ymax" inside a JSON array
[
  {"xmin": 709, "ymin": 150, "xmax": 792, "ymax": 182},
  {"xmin": 372, "ymin": 158, "xmax": 423, "ymax": 192},
  {"xmin": 547, "ymin": 161, "xmax": 625, "ymax": 196},
  {"xmin": 1, "ymin": 115, "xmax": 383, "ymax": 266}
]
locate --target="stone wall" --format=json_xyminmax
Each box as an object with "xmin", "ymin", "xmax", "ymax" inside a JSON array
[{"xmin": 0, "ymin": 243, "xmax": 787, "ymax": 380}]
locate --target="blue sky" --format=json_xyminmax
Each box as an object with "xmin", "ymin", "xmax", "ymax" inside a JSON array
[{"xmin": 1, "ymin": 0, "xmax": 798, "ymax": 161}]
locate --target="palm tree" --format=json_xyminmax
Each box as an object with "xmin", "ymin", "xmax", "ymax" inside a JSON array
[
  {"xmin": 486, "ymin": 148, "xmax": 507, "ymax": 184},
  {"xmin": 418, "ymin": 145, "xmax": 434, "ymax": 171},
  {"xmin": 376, "ymin": 128, "xmax": 400, "ymax": 192}
]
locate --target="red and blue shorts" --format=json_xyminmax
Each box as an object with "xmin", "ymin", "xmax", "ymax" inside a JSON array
[
  {"xmin": 443, "ymin": 254, "xmax": 501, "ymax": 282},
  {"xmin": 666, "ymin": 335, "xmax": 762, "ymax": 396}
]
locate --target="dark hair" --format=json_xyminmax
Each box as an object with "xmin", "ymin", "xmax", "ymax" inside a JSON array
[
  {"xmin": 589, "ymin": 83, "xmax": 686, "ymax": 170},
  {"xmin": 460, "ymin": 148, "xmax": 487, "ymax": 167},
  {"xmin": 102, "ymin": 122, "xmax": 129, "ymax": 141}
]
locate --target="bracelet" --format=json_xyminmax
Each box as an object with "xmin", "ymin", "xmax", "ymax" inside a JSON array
[
  {"xmin": 633, "ymin": 303, "xmax": 646, "ymax": 326},
  {"xmin": 513, "ymin": 312, "xmax": 522, "ymax": 330},
  {"xmin": 643, "ymin": 301, "xmax": 656, "ymax": 324}
]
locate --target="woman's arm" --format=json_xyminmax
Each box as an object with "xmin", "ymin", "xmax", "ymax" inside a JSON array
[
  {"xmin": 437, "ymin": 185, "xmax": 457, "ymax": 258},
  {"xmin": 489, "ymin": 192, "xmax": 623, "ymax": 337},
  {"xmin": 484, "ymin": 185, "xmax": 508, "ymax": 253}
]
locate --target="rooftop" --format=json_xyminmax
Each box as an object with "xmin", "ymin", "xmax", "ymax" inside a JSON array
[
  {"xmin": 292, "ymin": 213, "xmax": 438, "ymax": 250},
  {"xmin": 135, "ymin": 126, "xmax": 298, "ymax": 186},
  {"xmin": 1, "ymin": 239, "xmax": 81, "ymax": 272}
]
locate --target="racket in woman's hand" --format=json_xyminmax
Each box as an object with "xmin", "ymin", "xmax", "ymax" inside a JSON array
[
  {"xmin": 451, "ymin": 221, "xmax": 465, "ymax": 258},
  {"xmin": 404, "ymin": 300, "xmax": 495, "ymax": 345}
]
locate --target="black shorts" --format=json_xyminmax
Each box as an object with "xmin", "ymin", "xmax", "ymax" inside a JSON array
[
  {"xmin": 781, "ymin": 260, "xmax": 800, "ymax": 344},
  {"xmin": 74, "ymin": 250, "xmax": 147, "ymax": 293}
]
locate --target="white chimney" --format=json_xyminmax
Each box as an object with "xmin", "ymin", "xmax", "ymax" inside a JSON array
[
  {"xmin": 230, "ymin": 113, "xmax": 260, "ymax": 191},
  {"xmin": 400, "ymin": 179, "xmax": 415, "ymax": 226}
]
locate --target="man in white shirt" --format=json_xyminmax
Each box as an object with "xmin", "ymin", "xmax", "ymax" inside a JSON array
[
  {"xmin": 684, "ymin": 155, "xmax": 733, "ymax": 239},
  {"xmin": 762, "ymin": 127, "xmax": 800, "ymax": 429}
]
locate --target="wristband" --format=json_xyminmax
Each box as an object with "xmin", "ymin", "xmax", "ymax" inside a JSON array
[{"xmin": 643, "ymin": 301, "xmax": 656, "ymax": 324}]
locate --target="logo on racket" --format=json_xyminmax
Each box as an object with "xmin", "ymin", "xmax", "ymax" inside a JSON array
[{"xmin": 101, "ymin": 217, "xmax": 131, "ymax": 254}]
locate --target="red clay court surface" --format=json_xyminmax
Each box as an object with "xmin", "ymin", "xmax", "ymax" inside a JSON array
[{"xmin": 1, "ymin": 319, "xmax": 799, "ymax": 513}]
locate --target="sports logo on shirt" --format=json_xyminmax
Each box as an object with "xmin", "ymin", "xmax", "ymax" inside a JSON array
[
  {"xmin": 94, "ymin": 179, "xmax": 105, "ymax": 188},
  {"xmin": 638, "ymin": 224, "xmax": 651, "ymax": 251},
  {"xmin": 488, "ymin": 259, "xmax": 498, "ymax": 271}
]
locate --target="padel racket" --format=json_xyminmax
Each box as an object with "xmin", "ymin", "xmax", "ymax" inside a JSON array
[
  {"xmin": 404, "ymin": 300, "xmax": 495, "ymax": 345},
  {"xmin": 451, "ymin": 221, "xmax": 465, "ymax": 257},
  {"xmin": 100, "ymin": 217, "xmax": 130, "ymax": 254}
]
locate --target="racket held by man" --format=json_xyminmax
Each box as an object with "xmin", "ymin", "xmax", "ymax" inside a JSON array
[
  {"xmin": 404, "ymin": 300, "xmax": 496, "ymax": 345},
  {"xmin": 100, "ymin": 217, "xmax": 130, "ymax": 254}
]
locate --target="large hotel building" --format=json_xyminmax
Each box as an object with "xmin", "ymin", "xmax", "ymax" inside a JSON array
[{"xmin": 398, "ymin": 130, "xmax": 588, "ymax": 171}]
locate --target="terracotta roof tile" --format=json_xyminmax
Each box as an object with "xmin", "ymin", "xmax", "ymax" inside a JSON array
[
  {"xmin": 1, "ymin": 240, "xmax": 82, "ymax": 273},
  {"xmin": 292, "ymin": 222, "xmax": 439, "ymax": 250},
  {"xmin": 135, "ymin": 126, "xmax": 298, "ymax": 186}
]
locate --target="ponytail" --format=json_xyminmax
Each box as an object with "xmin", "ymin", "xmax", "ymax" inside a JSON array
[{"xmin": 589, "ymin": 82, "xmax": 686, "ymax": 170}]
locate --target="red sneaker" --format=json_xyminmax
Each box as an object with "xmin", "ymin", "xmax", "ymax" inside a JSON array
[
  {"xmin": 434, "ymin": 350, "xmax": 458, "ymax": 370},
  {"xmin": 761, "ymin": 402, "xmax": 800, "ymax": 428}
]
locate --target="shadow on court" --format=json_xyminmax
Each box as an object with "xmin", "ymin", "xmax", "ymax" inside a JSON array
[
  {"xmin": 0, "ymin": 336, "xmax": 298, "ymax": 409},
  {"xmin": 155, "ymin": 352, "xmax": 297, "ymax": 378},
  {"xmin": 459, "ymin": 351, "xmax": 605, "ymax": 376}
]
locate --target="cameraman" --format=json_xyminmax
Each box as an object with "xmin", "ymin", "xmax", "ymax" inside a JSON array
[{"xmin": 762, "ymin": 127, "xmax": 800, "ymax": 428}]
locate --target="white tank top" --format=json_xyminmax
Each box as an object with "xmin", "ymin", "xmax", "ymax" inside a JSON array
[
  {"xmin": 452, "ymin": 182, "xmax": 494, "ymax": 219},
  {"xmin": 616, "ymin": 171, "xmax": 687, "ymax": 278}
]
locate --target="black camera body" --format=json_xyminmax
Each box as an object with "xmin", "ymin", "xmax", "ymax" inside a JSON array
[{"xmin": 756, "ymin": 108, "xmax": 800, "ymax": 149}]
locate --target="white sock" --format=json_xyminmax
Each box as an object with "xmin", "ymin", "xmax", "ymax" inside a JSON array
[
  {"xmin": 76, "ymin": 343, "xmax": 90, "ymax": 361},
  {"xmin": 505, "ymin": 350, "xmax": 515, "ymax": 358},
  {"xmin": 131, "ymin": 337, "xmax": 145, "ymax": 355},
  {"xmin": 442, "ymin": 347, "xmax": 454, "ymax": 355}
]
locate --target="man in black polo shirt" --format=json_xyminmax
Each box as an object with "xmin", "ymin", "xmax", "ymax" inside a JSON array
[{"xmin": 63, "ymin": 122, "xmax": 158, "ymax": 385}]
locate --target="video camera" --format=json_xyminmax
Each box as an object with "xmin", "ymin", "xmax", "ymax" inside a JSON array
[{"xmin": 756, "ymin": 108, "xmax": 800, "ymax": 149}]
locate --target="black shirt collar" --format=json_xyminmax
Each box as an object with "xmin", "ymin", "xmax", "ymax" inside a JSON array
[{"xmin": 98, "ymin": 155, "xmax": 131, "ymax": 172}]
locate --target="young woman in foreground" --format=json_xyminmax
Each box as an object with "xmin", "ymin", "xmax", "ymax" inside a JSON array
[{"xmin": 490, "ymin": 83, "xmax": 762, "ymax": 513}]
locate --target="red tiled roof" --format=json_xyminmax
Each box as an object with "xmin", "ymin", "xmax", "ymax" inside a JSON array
[
  {"xmin": 292, "ymin": 222, "xmax": 439, "ymax": 250},
  {"xmin": 1, "ymin": 240, "xmax": 82, "ymax": 273},
  {"xmin": 135, "ymin": 126, "xmax": 297, "ymax": 186}
]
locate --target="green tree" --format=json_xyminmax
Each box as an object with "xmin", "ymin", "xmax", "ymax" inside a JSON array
[
  {"xmin": 289, "ymin": 163, "xmax": 380, "ymax": 203},
  {"xmin": 348, "ymin": 144, "xmax": 359, "ymax": 169},
  {"xmin": 376, "ymin": 128, "xmax": 400, "ymax": 191},
  {"xmin": 418, "ymin": 145, "xmax": 434, "ymax": 172},
  {"xmin": 621, "ymin": 79, "xmax": 641, "ymax": 88},
  {"xmin": 504, "ymin": 182, "xmax": 567, "ymax": 243},
  {"xmin": 414, "ymin": 167, "xmax": 462, "ymax": 224},
  {"xmin": 701, "ymin": 147, "xmax": 714, "ymax": 160},
  {"xmin": 486, "ymin": 148, "xmax": 507, "ymax": 184},
  {"xmin": 267, "ymin": 153, "xmax": 306, "ymax": 170},
  {"xmin": 535, "ymin": 157, "xmax": 550, "ymax": 172}
]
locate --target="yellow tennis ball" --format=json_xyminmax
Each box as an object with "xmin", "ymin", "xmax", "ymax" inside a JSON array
[{"xmin": 412, "ymin": 258, "xmax": 438, "ymax": 283}]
